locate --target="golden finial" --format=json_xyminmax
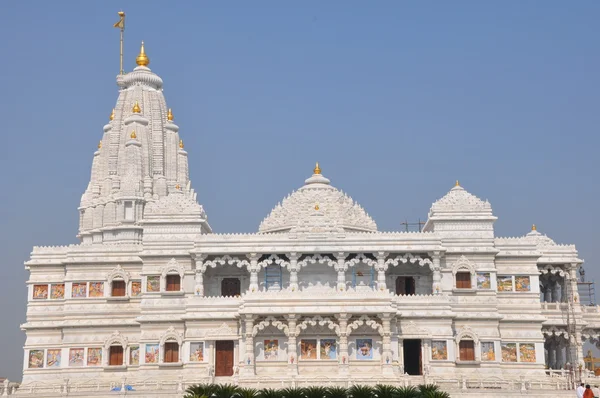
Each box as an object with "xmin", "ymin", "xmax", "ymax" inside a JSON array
[
  {"xmin": 532, "ymin": 224, "xmax": 537, "ymax": 231},
  {"xmin": 314, "ymin": 162, "xmax": 321, "ymax": 175},
  {"xmin": 167, "ymin": 108, "xmax": 174, "ymax": 121},
  {"xmin": 179, "ymin": 139, "xmax": 184, "ymax": 149},
  {"xmin": 109, "ymin": 109, "xmax": 115, "ymax": 121},
  {"xmin": 175, "ymin": 184, "xmax": 181, "ymax": 190},
  {"xmin": 98, "ymin": 140, "xmax": 102, "ymax": 149},
  {"xmin": 315, "ymin": 204, "xmax": 320, "ymax": 211},
  {"xmin": 132, "ymin": 101, "xmax": 141, "ymax": 113},
  {"xmin": 130, "ymin": 130, "xmax": 137, "ymax": 139},
  {"xmin": 455, "ymin": 180, "xmax": 460, "ymax": 187},
  {"xmin": 136, "ymin": 41, "xmax": 150, "ymax": 67}
]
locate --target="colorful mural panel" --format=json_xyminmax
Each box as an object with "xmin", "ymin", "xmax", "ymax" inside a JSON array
[
  {"xmin": 477, "ymin": 273, "xmax": 491, "ymax": 289},
  {"xmin": 51, "ymin": 284, "xmax": 65, "ymax": 299},
  {"xmin": 300, "ymin": 339, "xmax": 317, "ymax": 360},
  {"xmin": 72, "ymin": 283, "xmax": 87, "ymax": 298},
  {"xmin": 89, "ymin": 282, "xmax": 104, "ymax": 297},
  {"xmin": 189, "ymin": 342, "xmax": 204, "ymax": 362},
  {"xmin": 28, "ymin": 350, "xmax": 44, "ymax": 368},
  {"xmin": 46, "ymin": 349, "xmax": 61, "ymax": 367},
  {"xmin": 501, "ymin": 343, "xmax": 517, "ymax": 362},
  {"xmin": 264, "ymin": 340, "xmax": 279, "ymax": 360},
  {"xmin": 356, "ymin": 339, "xmax": 373, "ymax": 360},
  {"xmin": 87, "ymin": 348, "xmax": 102, "ymax": 366},
  {"xmin": 519, "ymin": 343, "xmax": 536, "ymax": 362},
  {"xmin": 320, "ymin": 339, "xmax": 337, "ymax": 360},
  {"xmin": 515, "ymin": 276, "xmax": 531, "ymax": 292},
  {"xmin": 69, "ymin": 348, "xmax": 84, "ymax": 367},
  {"xmin": 131, "ymin": 281, "xmax": 142, "ymax": 297},
  {"xmin": 145, "ymin": 344, "xmax": 159, "ymax": 364},
  {"xmin": 481, "ymin": 342, "xmax": 495, "ymax": 361},
  {"xmin": 497, "ymin": 276, "xmax": 513, "ymax": 292},
  {"xmin": 129, "ymin": 346, "xmax": 139, "ymax": 365},
  {"xmin": 33, "ymin": 285, "xmax": 48, "ymax": 300},
  {"xmin": 431, "ymin": 341, "xmax": 448, "ymax": 360},
  {"xmin": 147, "ymin": 276, "xmax": 160, "ymax": 292}
]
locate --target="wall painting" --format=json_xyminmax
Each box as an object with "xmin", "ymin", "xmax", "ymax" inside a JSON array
[
  {"xmin": 519, "ymin": 343, "xmax": 536, "ymax": 362},
  {"xmin": 189, "ymin": 342, "xmax": 204, "ymax": 362},
  {"xmin": 33, "ymin": 285, "xmax": 48, "ymax": 300},
  {"xmin": 131, "ymin": 281, "xmax": 142, "ymax": 297},
  {"xmin": 72, "ymin": 283, "xmax": 87, "ymax": 298},
  {"xmin": 264, "ymin": 340, "xmax": 279, "ymax": 360},
  {"xmin": 515, "ymin": 276, "xmax": 531, "ymax": 292},
  {"xmin": 147, "ymin": 276, "xmax": 160, "ymax": 292},
  {"xmin": 300, "ymin": 339, "xmax": 317, "ymax": 360},
  {"xmin": 129, "ymin": 345, "xmax": 139, "ymax": 365},
  {"xmin": 501, "ymin": 343, "xmax": 517, "ymax": 362},
  {"xmin": 87, "ymin": 348, "xmax": 102, "ymax": 366},
  {"xmin": 46, "ymin": 349, "xmax": 61, "ymax": 367},
  {"xmin": 431, "ymin": 341, "xmax": 448, "ymax": 360},
  {"xmin": 145, "ymin": 344, "xmax": 159, "ymax": 364},
  {"xmin": 497, "ymin": 276, "xmax": 513, "ymax": 292},
  {"xmin": 51, "ymin": 284, "xmax": 65, "ymax": 299},
  {"xmin": 89, "ymin": 282, "xmax": 104, "ymax": 297},
  {"xmin": 69, "ymin": 348, "xmax": 84, "ymax": 367},
  {"xmin": 481, "ymin": 342, "xmax": 495, "ymax": 361},
  {"xmin": 477, "ymin": 273, "xmax": 491, "ymax": 289},
  {"xmin": 320, "ymin": 339, "xmax": 337, "ymax": 360},
  {"xmin": 28, "ymin": 350, "xmax": 44, "ymax": 368},
  {"xmin": 356, "ymin": 339, "xmax": 373, "ymax": 360}
]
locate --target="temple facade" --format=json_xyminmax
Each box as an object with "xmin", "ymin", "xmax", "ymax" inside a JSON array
[{"xmin": 20, "ymin": 42, "xmax": 600, "ymax": 394}]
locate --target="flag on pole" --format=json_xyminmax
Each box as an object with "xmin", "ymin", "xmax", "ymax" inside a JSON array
[{"xmin": 114, "ymin": 11, "xmax": 125, "ymax": 29}]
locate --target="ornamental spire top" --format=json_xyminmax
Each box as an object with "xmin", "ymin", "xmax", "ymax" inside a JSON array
[
  {"xmin": 167, "ymin": 108, "xmax": 174, "ymax": 121},
  {"xmin": 455, "ymin": 180, "xmax": 460, "ymax": 187},
  {"xmin": 136, "ymin": 41, "xmax": 150, "ymax": 67},
  {"xmin": 109, "ymin": 108, "xmax": 115, "ymax": 121},
  {"xmin": 132, "ymin": 101, "xmax": 141, "ymax": 113},
  {"xmin": 532, "ymin": 224, "xmax": 537, "ymax": 231},
  {"xmin": 179, "ymin": 139, "xmax": 184, "ymax": 149},
  {"xmin": 314, "ymin": 162, "xmax": 321, "ymax": 175}
]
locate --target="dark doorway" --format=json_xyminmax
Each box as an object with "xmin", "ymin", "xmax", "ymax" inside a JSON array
[
  {"xmin": 396, "ymin": 277, "xmax": 416, "ymax": 295},
  {"xmin": 221, "ymin": 278, "xmax": 241, "ymax": 297},
  {"xmin": 403, "ymin": 339, "xmax": 422, "ymax": 375},
  {"xmin": 215, "ymin": 340, "xmax": 234, "ymax": 376}
]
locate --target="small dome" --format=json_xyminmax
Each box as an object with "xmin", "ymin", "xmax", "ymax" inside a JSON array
[
  {"xmin": 258, "ymin": 165, "xmax": 377, "ymax": 234},
  {"xmin": 428, "ymin": 183, "xmax": 492, "ymax": 217}
]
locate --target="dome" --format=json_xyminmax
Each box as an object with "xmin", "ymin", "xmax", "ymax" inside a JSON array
[
  {"xmin": 428, "ymin": 181, "xmax": 493, "ymax": 218},
  {"xmin": 258, "ymin": 164, "xmax": 377, "ymax": 234}
]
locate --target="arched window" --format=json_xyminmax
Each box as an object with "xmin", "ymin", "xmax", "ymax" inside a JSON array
[
  {"xmin": 451, "ymin": 256, "xmax": 476, "ymax": 290},
  {"xmin": 166, "ymin": 274, "xmax": 181, "ymax": 292},
  {"xmin": 458, "ymin": 339, "xmax": 475, "ymax": 361},
  {"xmin": 159, "ymin": 326, "xmax": 183, "ymax": 365},
  {"xmin": 161, "ymin": 258, "xmax": 185, "ymax": 293},
  {"xmin": 455, "ymin": 326, "xmax": 480, "ymax": 362},
  {"xmin": 104, "ymin": 331, "xmax": 128, "ymax": 367},
  {"xmin": 455, "ymin": 272, "xmax": 472, "ymax": 289},
  {"xmin": 106, "ymin": 265, "xmax": 130, "ymax": 298}
]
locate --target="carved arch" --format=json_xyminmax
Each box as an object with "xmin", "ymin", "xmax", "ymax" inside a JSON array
[
  {"xmin": 454, "ymin": 326, "xmax": 479, "ymax": 345},
  {"xmin": 104, "ymin": 330, "xmax": 129, "ymax": 350},
  {"xmin": 385, "ymin": 253, "xmax": 434, "ymax": 271},
  {"xmin": 161, "ymin": 258, "xmax": 185, "ymax": 278},
  {"xmin": 297, "ymin": 254, "xmax": 337, "ymax": 269},
  {"xmin": 295, "ymin": 315, "xmax": 341, "ymax": 336},
  {"xmin": 252, "ymin": 316, "xmax": 290, "ymax": 337},
  {"xmin": 344, "ymin": 253, "xmax": 378, "ymax": 269},
  {"xmin": 106, "ymin": 265, "xmax": 130, "ymax": 284},
  {"xmin": 203, "ymin": 255, "xmax": 250, "ymax": 271},
  {"xmin": 543, "ymin": 326, "xmax": 569, "ymax": 339},
  {"xmin": 451, "ymin": 255, "xmax": 476, "ymax": 275},
  {"xmin": 258, "ymin": 254, "xmax": 290, "ymax": 269},
  {"xmin": 159, "ymin": 326, "xmax": 183, "ymax": 346},
  {"xmin": 539, "ymin": 265, "xmax": 566, "ymax": 277},
  {"xmin": 346, "ymin": 315, "xmax": 383, "ymax": 336}
]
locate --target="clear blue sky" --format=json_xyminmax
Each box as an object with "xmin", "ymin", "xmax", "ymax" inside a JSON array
[{"xmin": 0, "ymin": 1, "xmax": 598, "ymax": 381}]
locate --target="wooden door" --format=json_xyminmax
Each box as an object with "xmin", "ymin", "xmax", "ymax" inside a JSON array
[
  {"xmin": 215, "ymin": 340, "xmax": 234, "ymax": 376},
  {"xmin": 221, "ymin": 278, "xmax": 241, "ymax": 297},
  {"xmin": 109, "ymin": 346, "xmax": 123, "ymax": 366}
]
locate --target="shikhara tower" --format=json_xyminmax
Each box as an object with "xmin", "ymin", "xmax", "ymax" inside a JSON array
[{"xmin": 18, "ymin": 39, "xmax": 600, "ymax": 398}]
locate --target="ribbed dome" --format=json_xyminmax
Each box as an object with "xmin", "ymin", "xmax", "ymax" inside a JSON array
[{"xmin": 258, "ymin": 166, "xmax": 377, "ymax": 234}]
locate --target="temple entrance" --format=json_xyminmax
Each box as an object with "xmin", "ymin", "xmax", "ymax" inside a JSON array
[
  {"xmin": 396, "ymin": 277, "xmax": 416, "ymax": 295},
  {"xmin": 403, "ymin": 339, "xmax": 422, "ymax": 375},
  {"xmin": 221, "ymin": 278, "xmax": 241, "ymax": 297},
  {"xmin": 215, "ymin": 340, "xmax": 234, "ymax": 376}
]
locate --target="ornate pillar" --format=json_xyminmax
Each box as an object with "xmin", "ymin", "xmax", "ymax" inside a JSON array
[
  {"xmin": 567, "ymin": 265, "xmax": 580, "ymax": 304},
  {"xmin": 241, "ymin": 315, "xmax": 255, "ymax": 376},
  {"xmin": 548, "ymin": 339, "xmax": 557, "ymax": 369},
  {"xmin": 337, "ymin": 313, "xmax": 350, "ymax": 375},
  {"xmin": 422, "ymin": 340, "xmax": 430, "ymax": 374},
  {"xmin": 287, "ymin": 314, "xmax": 299, "ymax": 375},
  {"xmin": 376, "ymin": 252, "xmax": 388, "ymax": 291},
  {"xmin": 288, "ymin": 253, "xmax": 299, "ymax": 292},
  {"xmin": 381, "ymin": 313, "xmax": 394, "ymax": 375},
  {"xmin": 193, "ymin": 255, "xmax": 207, "ymax": 296},
  {"xmin": 248, "ymin": 253, "xmax": 260, "ymax": 293},
  {"xmin": 553, "ymin": 280, "xmax": 562, "ymax": 303},
  {"xmin": 335, "ymin": 252, "xmax": 347, "ymax": 292},
  {"xmin": 432, "ymin": 252, "xmax": 442, "ymax": 295},
  {"xmin": 556, "ymin": 339, "xmax": 565, "ymax": 369},
  {"xmin": 398, "ymin": 338, "xmax": 405, "ymax": 375}
]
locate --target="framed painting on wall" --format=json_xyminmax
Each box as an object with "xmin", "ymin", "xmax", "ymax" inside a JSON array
[
  {"xmin": 28, "ymin": 350, "xmax": 44, "ymax": 368},
  {"xmin": 51, "ymin": 284, "xmax": 65, "ymax": 299},
  {"xmin": 519, "ymin": 343, "xmax": 536, "ymax": 362},
  {"xmin": 147, "ymin": 276, "xmax": 160, "ymax": 292},
  {"xmin": 189, "ymin": 342, "xmax": 204, "ymax": 362},
  {"xmin": 320, "ymin": 339, "xmax": 337, "ymax": 360},
  {"xmin": 87, "ymin": 348, "xmax": 102, "ymax": 366},
  {"xmin": 145, "ymin": 344, "xmax": 159, "ymax": 364},
  {"xmin": 481, "ymin": 342, "xmax": 495, "ymax": 361},
  {"xmin": 356, "ymin": 339, "xmax": 373, "ymax": 360},
  {"xmin": 477, "ymin": 273, "xmax": 491, "ymax": 289},
  {"xmin": 515, "ymin": 276, "xmax": 531, "ymax": 292},
  {"xmin": 300, "ymin": 339, "xmax": 317, "ymax": 360},
  {"xmin": 431, "ymin": 341, "xmax": 448, "ymax": 360},
  {"xmin": 33, "ymin": 285, "xmax": 48, "ymax": 300},
  {"xmin": 46, "ymin": 349, "xmax": 61, "ymax": 367},
  {"xmin": 131, "ymin": 281, "xmax": 142, "ymax": 297},
  {"xmin": 264, "ymin": 340, "xmax": 279, "ymax": 360},
  {"xmin": 69, "ymin": 348, "xmax": 84, "ymax": 366},
  {"xmin": 497, "ymin": 276, "xmax": 513, "ymax": 292},
  {"xmin": 89, "ymin": 282, "xmax": 104, "ymax": 297},
  {"xmin": 72, "ymin": 283, "xmax": 87, "ymax": 298},
  {"xmin": 501, "ymin": 343, "xmax": 517, "ymax": 362},
  {"xmin": 129, "ymin": 346, "xmax": 139, "ymax": 365}
]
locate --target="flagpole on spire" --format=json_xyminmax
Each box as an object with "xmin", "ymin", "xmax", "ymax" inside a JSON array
[{"xmin": 113, "ymin": 11, "xmax": 126, "ymax": 75}]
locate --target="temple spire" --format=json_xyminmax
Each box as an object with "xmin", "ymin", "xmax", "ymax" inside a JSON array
[
  {"xmin": 314, "ymin": 162, "xmax": 321, "ymax": 175},
  {"xmin": 136, "ymin": 41, "xmax": 150, "ymax": 67}
]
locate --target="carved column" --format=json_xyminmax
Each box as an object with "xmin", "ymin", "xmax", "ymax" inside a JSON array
[
  {"xmin": 432, "ymin": 252, "xmax": 442, "ymax": 295},
  {"xmin": 241, "ymin": 315, "xmax": 255, "ymax": 376},
  {"xmin": 288, "ymin": 253, "xmax": 299, "ymax": 292},
  {"xmin": 567, "ymin": 265, "xmax": 580, "ymax": 304},
  {"xmin": 376, "ymin": 252, "xmax": 388, "ymax": 291},
  {"xmin": 548, "ymin": 339, "xmax": 557, "ymax": 369},
  {"xmin": 553, "ymin": 280, "xmax": 562, "ymax": 303},
  {"xmin": 248, "ymin": 253, "xmax": 260, "ymax": 293},
  {"xmin": 422, "ymin": 340, "xmax": 430, "ymax": 373},
  {"xmin": 337, "ymin": 313, "xmax": 350, "ymax": 375},
  {"xmin": 335, "ymin": 252, "xmax": 347, "ymax": 291},
  {"xmin": 287, "ymin": 315, "xmax": 299, "ymax": 375},
  {"xmin": 556, "ymin": 339, "xmax": 565, "ymax": 369},
  {"xmin": 381, "ymin": 313, "xmax": 394, "ymax": 375},
  {"xmin": 193, "ymin": 255, "xmax": 207, "ymax": 296}
]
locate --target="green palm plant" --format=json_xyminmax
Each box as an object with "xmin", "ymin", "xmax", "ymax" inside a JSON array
[
  {"xmin": 395, "ymin": 386, "xmax": 419, "ymax": 398},
  {"xmin": 324, "ymin": 386, "xmax": 348, "ymax": 398},
  {"xmin": 420, "ymin": 391, "xmax": 450, "ymax": 398},
  {"xmin": 417, "ymin": 385, "xmax": 439, "ymax": 395},
  {"xmin": 373, "ymin": 384, "xmax": 398, "ymax": 398},
  {"xmin": 281, "ymin": 387, "xmax": 306, "ymax": 398},
  {"xmin": 303, "ymin": 386, "xmax": 328, "ymax": 398},
  {"xmin": 259, "ymin": 388, "xmax": 283, "ymax": 398},
  {"xmin": 184, "ymin": 383, "xmax": 217, "ymax": 398},
  {"xmin": 213, "ymin": 384, "xmax": 241, "ymax": 398},
  {"xmin": 348, "ymin": 384, "xmax": 374, "ymax": 398},
  {"xmin": 239, "ymin": 388, "xmax": 260, "ymax": 398}
]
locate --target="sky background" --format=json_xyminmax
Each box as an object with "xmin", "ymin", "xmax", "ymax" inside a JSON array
[{"xmin": 0, "ymin": 1, "xmax": 598, "ymax": 381}]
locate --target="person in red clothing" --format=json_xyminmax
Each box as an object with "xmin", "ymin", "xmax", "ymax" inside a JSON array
[{"xmin": 584, "ymin": 384, "xmax": 595, "ymax": 398}]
